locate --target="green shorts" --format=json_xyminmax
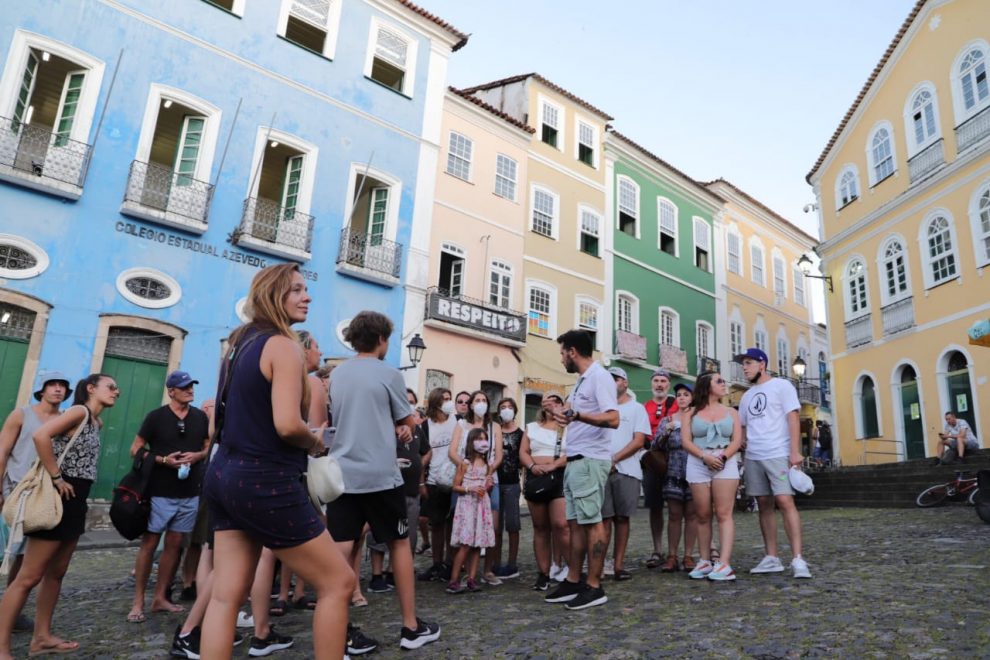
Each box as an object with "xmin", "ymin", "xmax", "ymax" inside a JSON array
[{"xmin": 563, "ymin": 458, "xmax": 611, "ymax": 525}]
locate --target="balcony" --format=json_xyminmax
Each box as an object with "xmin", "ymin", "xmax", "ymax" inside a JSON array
[
  {"xmin": 233, "ymin": 197, "xmax": 314, "ymax": 262},
  {"xmin": 423, "ymin": 288, "xmax": 526, "ymax": 346},
  {"xmin": 728, "ymin": 361, "xmax": 748, "ymax": 386},
  {"xmin": 955, "ymin": 104, "xmax": 990, "ymax": 153},
  {"xmin": 844, "ymin": 314, "xmax": 873, "ymax": 350},
  {"xmin": 907, "ymin": 138, "xmax": 944, "ymax": 183},
  {"xmin": 696, "ymin": 355, "xmax": 720, "ymax": 376},
  {"xmin": 614, "ymin": 330, "xmax": 647, "ymax": 361},
  {"xmin": 792, "ymin": 379, "xmax": 822, "ymax": 406},
  {"xmin": 0, "ymin": 116, "xmax": 91, "ymax": 199},
  {"xmin": 659, "ymin": 343, "xmax": 688, "ymax": 375},
  {"xmin": 335, "ymin": 227, "xmax": 402, "ymax": 287},
  {"xmin": 881, "ymin": 297, "xmax": 915, "ymax": 336},
  {"xmin": 120, "ymin": 161, "xmax": 214, "ymax": 233}
]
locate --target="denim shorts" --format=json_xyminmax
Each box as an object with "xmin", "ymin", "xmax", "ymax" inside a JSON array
[
  {"xmin": 563, "ymin": 458, "xmax": 610, "ymax": 525},
  {"xmin": 149, "ymin": 496, "xmax": 200, "ymax": 534},
  {"xmin": 497, "ymin": 483, "xmax": 521, "ymax": 534}
]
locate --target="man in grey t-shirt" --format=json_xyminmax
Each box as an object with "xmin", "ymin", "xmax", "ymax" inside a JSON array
[
  {"xmin": 938, "ymin": 411, "xmax": 979, "ymax": 463},
  {"xmin": 326, "ymin": 311, "xmax": 441, "ymax": 651}
]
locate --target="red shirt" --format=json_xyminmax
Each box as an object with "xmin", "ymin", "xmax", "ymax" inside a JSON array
[{"xmin": 643, "ymin": 396, "xmax": 679, "ymax": 438}]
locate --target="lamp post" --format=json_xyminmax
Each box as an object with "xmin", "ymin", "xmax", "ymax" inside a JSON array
[
  {"xmin": 398, "ymin": 333, "xmax": 426, "ymax": 371},
  {"xmin": 792, "ymin": 356, "xmax": 807, "ymax": 379},
  {"xmin": 797, "ymin": 254, "xmax": 834, "ymax": 293}
]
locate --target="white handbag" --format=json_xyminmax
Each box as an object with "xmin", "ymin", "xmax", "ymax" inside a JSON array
[{"xmin": 306, "ymin": 427, "xmax": 344, "ymax": 507}]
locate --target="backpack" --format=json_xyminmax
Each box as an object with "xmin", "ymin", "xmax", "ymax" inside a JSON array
[
  {"xmin": 109, "ymin": 450, "xmax": 155, "ymax": 540},
  {"xmin": 976, "ymin": 470, "xmax": 990, "ymax": 525}
]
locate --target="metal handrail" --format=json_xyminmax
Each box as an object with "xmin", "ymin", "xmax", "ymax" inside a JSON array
[{"xmin": 860, "ymin": 436, "xmax": 905, "ymax": 465}]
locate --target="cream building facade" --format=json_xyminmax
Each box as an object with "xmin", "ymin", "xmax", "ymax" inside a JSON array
[{"xmin": 808, "ymin": 0, "xmax": 989, "ymax": 464}]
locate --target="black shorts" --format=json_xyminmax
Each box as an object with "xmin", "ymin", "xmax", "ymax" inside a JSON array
[
  {"xmin": 424, "ymin": 485, "xmax": 453, "ymax": 527},
  {"xmin": 325, "ymin": 486, "xmax": 408, "ymax": 544},
  {"xmin": 28, "ymin": 477, "xmax": 90, "ymax": 542}
]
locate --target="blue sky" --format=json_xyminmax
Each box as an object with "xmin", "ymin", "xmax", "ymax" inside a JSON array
[{"xmin": 427, "ymin": 0, "xmax": 917, "ymax": 239}]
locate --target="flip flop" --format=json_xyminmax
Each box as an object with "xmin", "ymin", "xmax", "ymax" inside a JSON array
[
  {"xmin": 269, "ymin": 599, "xmax": 288, "ymax": 617},
  {"xmin": 126, "ymin": 612, "xmax": 145, "ymax": 624},
  {"xmin": 645, "ymin": 553, "xmax": 663, "ymax": 569},
  {"xmin": 351, "ymin": 595, "xmax": 368, "ymax": 608},
  {"xmin": 29, "ymin": 639, "xmax": 80, "ymax": 655}
]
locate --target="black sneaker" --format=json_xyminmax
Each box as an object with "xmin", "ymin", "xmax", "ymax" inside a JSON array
[
  {"xmin": 233, "ymin": 632, "xmax": 245, "ymax": 647},
  {"xmin": 532, "ymin": 572, "xmax": 550, "ymax": 591},
  {"xmin": 384, "ymin": 571, "xmax": 395, "ymax": 587},
  {"xmin": 417, "ymin": 564, "xmax": 440, "ymax": 582},
  {"xmin": 179, "ymin": 584, "xmax": 197, "ymax": 601},
  {"xmin": 544, "ymin": 579, "xmax": 584, "ymax": 603},
  {"xmin": 438, "ymin": 563, "xmax": 452, "ymax": 580},
  {"xmin": 367, "ymin": 574, "xmax": 393, "ymax": 593},
  {"xmin": 170, "ymin": 625, "xmax": 200, "ymax": 659},
  {"xmin": 249, "ymin": 625, "xmax": 294, "ymax": 657},
  {"xmin": 346, "ymin": 624, "xmax": 378, "ymax": 655},
  {"xmin": 399, "ymin": 618, "xmax": 441, "ymax": 650},
  {"xmin": 565, "ymin": 585, "xmax": 608, "ymax": 610}
]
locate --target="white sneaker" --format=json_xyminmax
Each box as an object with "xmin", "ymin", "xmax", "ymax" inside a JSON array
[
  {"xmin": 236, "ymin": 611, "xmax": 254, "ymax": 628},
  {"xmin": 556, "ymin": 564, "xmax": 569, "ymax": 583},
  {"xmin": 549, "ymin": 563, "xmax": 561, "ymax": 581},
  {"xmin": 602, "ymin": 559, "xmax": 615, "ymax": 577},
  {"xmin": 750, "ymin": 555, "xmax": 785, "ymax": 574},
  {"xmin": 791, "ymin": 557, "xmax": 812, "ymax": 579}
]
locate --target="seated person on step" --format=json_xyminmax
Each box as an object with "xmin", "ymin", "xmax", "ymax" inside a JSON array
[{"xmin": 937, "ymin": 411, "xmax": 979, "ymax": 464}]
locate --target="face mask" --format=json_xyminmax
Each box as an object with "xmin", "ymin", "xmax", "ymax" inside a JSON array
[
  {"xmin": 441, "ymin": 401, "xmax": 455, "ymax": 416},
  {"xmin": 499, "ymin": 408, "xmax": 515, "ymax": 422},
  {"xmin": 473, "ymin": 441, "xmax": 490, "ymax": 453},
  {"xmin": 472, "ymin": 403, "xmax": 488, "ymax": 418}
]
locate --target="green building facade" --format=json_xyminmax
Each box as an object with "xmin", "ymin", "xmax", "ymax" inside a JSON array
[{"xmin": 604, "ymin": 132, "xmax": 725, "ymax": 400}]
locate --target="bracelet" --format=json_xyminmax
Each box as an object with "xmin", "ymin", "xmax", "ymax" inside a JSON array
[{"xmin": 50, "ymin": 472, "xmax": 62, "ymax": 480}]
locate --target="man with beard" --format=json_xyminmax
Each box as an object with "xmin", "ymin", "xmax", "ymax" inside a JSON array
[
  {"xmin": 641, "ymin": 369, "xmax": 677, "ymax": 569},
  {"xmin": 544, "ymin": 330, "xmax": 618, "ymax": 611}
]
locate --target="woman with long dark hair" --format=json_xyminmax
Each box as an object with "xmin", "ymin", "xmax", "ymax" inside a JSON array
[
  {"xmin": 200, "ymin": 264, "xmax": 354, "ymax": 659},
  {"xmin": 418, "ymin": 388, "xmax": 456, "ymax": 582},
  {"xmin": 0, "ymin": 373, "xmax": 119, "ymax": 657},
  {"xmin": 681, "ymin": 372, "xmax": 742, "ymax": 582}
]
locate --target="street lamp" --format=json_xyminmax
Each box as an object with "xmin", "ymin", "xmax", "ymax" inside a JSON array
[
  {"xmin": 792, "ymin": 356, "xmax": 807, "ymax": 379},
  {"xmin": 797, "ymin": 253, "xmax": 834, "ymax": 293},
  {"xmin": 399, "ymin": 333, "xmax": 426, "ymax": 371}
]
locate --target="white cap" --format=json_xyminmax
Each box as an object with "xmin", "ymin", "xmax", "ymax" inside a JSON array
[{"xmin": 788, "ymin": 466, "xmax": 814, "ymax": 495}]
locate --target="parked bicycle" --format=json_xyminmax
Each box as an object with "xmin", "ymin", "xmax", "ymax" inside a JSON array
[{"xmin": 916, "ymin": 471, "xmax": 980, "ymax": 507}]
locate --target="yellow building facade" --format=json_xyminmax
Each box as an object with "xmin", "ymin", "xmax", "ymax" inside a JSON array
[
  {"xmin": 808, "ymin": 0, "xmax": 989, "ymax": 464},
  {"xmin": 708, "ymin": 179, "xmax": 828, "ymax": 452},
  {"xmin": 463, "ymin": 75, "xmax": 611, "ymax": 419}
]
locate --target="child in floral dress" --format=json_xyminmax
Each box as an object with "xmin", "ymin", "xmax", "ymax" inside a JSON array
[{"xmin": 446, "ymin": 428, "xmax": 495, "ymax": 593}]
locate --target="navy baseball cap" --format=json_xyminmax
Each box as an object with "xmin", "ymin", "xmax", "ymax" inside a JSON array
[
  {"xmin": 733, "ymin": 348, "xmax": 768, "ymax": 364},
  {"xmin": 166, "ymin": 371, "xmax": 199, "ymax": 389},
  {"xmin": 673, "ymin": 382, "xmax": 693, "ymax": 394}
]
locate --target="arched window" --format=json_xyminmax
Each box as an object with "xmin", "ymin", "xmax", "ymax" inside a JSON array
[
  {"xmin": 844, "ymin": 258, "xmax": 869, "ymax": 319},
  {"xmin": 836, "ymin": 167, "xmax": 859, "ymax": 208},
  {"xmin": 869, "ymin": 126, "xmax": 896, "ymax": 184},
  {"xmin": 775, "ymin": 333, "xmax": 790, "ymax": 376},
  {"xmin": 657, "ymin": 197, "xmax": 677, "ymax": 255},
  {"xmin": 908, "ymin": 88, "xmax": 939, "ymax": 149},
  {"xmin": 859, "ymin": 375, "xmax": 880, "ymax": 438},
  {"xmin": 659, "ymin": 307, "xmax": 680, "ymax": 347},
  {"xmin": 879, "ymin": 236, "xmax": 910, "ymax": 304},
  {"xmin": 696, "ymin": 321, "xmax": 714, "ymax": 359},
  {"xmin": 970, "ymin": 183, "xmax": 990, "ymax": 268},
  {"xmin": 958, "ymin": 47, "xmax": 989, "ymax": 114},
  {"xmin": 921, "ymin": 214, "xmax": 958, "ymax": 287}
]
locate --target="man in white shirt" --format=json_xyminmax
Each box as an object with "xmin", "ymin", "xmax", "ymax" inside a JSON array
[
  {"xmin": 736, "ymin": 348, "xmax": 811, "ymax": 579},
  {"xmin": 600, "ymin": 367, "xmax": 651, "ymax": 582},
  {"xmin": 938, "ymin": 411, "xmax": 979, "ymax": 463}
]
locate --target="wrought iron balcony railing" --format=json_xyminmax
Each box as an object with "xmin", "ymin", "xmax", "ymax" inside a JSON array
[
  {"xmin": 845, "ymin": 314, "xmax": 873, "ymax": 349},
  {"xmin": 881, "ymin": 297, "xmax": 915, "ymax": 336},
  {"xmin": 122, "ymin": 160, "xmax": 214, "ymax": 226},
  {"xmin": 235, "ymin": 197, "xmax": 314, "ymax": 256},
  {"xmin": 696, "ymin": 355, "xmax": 720, "ymax": 376},
  {"xmin": 336, "ymin": 227, "xmax": 402, "ymax": 280},
  {"xmin": 728, "ymin": 361, "xmax": 748, "ymax": 385},
  {"xmin": 955, "ymin": 104, "xmax": 990, "ymax": 153},
  {"xmin": 0, "ymin": 116, "xmax": 91, "ymax": 192},
  {"xmin": 789, "ymin": 378, "xmax": 822, "ymax": 406},
  {"xmin": 907, "ymin": 138, "xmax": 944, "ymax": 183}
]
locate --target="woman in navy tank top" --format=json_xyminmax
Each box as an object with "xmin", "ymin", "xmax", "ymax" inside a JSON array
[{"xmin": 200, "ymin": 264, "xmax": 354, "ymax": 659}]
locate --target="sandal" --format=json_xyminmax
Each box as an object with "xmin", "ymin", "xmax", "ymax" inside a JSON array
[
  {"xmin": 269, "ymin": 599, "xmax": 288, "ymax": 617},
  {"xmin": 645, "ymin": 553, "xmax": 663, "ymax": 569},
  {"xmin": 28, "ymin": 639, "xmax": 80, "ymax": 656},
  {"xmin": 351, "ymin": 595, "xmax": 368, "ymax": 608},
  {"xmin": 415, "ymin": 542, "xmax": 431, "ymax": 556},
  {"xmin": 614, "ymin": 569, "xmax": 632, "ymax": 581},
  {"xmin": 292, "ymin": 595, "xmax": 316, "ymax": 610},
  {"xmin": 660, "ymin": 556, "xmax": 679, "ymax": 573},
  {"xmin": 126, "ymin": 612, "xmax": 146, "ymax": 624},
  {"xmin": 681, "ymin": 556, "xmax": 696, "ymax": 572}
]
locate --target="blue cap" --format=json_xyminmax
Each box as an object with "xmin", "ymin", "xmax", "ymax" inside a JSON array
[
  {"xmin": 33, "ymin": 371, "xmax": 73, "ymax": 401},
  {"xmin": 166, "ymin": 371, "xmax": 199, "ymax": 389},
  {"xmin": 608, "ymin": 366, "xmax": 629, "ymax": 380},
  {"xmin": 733, "ymin": 348, "xmax": 768, "ymax": 365},
  {"xmin": 673, "ymin": 382, "xmax": 693, "ymax": 394}
]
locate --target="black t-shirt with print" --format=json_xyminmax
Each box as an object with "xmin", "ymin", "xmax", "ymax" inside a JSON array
[
  {"xmin": 137, "ymin": 405, "xmax": 209, "ymax": 498},
  {"xmin": 498, "ymin": 427, "xmax": 523, "ymax": 485},
  {"xmin": 398, "ymin": 423, "xmax": 431, "ymax": 497}
]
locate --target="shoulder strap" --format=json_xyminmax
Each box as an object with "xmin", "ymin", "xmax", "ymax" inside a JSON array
[
  {"xmin": 213, "ymin": 331, "xmax": 262, "ymax": 445},
  {"xmin": 553, "ymin": 425, "xmax": 563, "ymax": 460},
  {"xmin": 56, "ymin": 405, "xmax": 91, "ymax": 468}
]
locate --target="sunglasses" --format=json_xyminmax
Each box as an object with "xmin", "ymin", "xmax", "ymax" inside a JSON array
[
  {"xmin": 177, "ymin": 420, "xmax": 186, "ymax": 436},
  {"xmin": 456, "ymin": 399, "xmax": 470, "ymax": 405},
  {"xmin": 713, "ymin": 378, "xmax": 726, "ymax": 385},
  {"xmin": 105, "ymin": 383, "xmax": 120, "ymax": 392}
]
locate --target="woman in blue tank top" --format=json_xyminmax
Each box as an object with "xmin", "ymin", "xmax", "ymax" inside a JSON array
[
  {"xmin": 200, "ymin": 264, "xmax": 355, "ymax": 659},
  {"xmin": 680, "ymin": 371, "xmax": 742, "ymax": 582}
]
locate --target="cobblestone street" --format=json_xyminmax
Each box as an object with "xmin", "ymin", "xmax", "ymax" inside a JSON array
[{"xmin": 4, "ymin": 506, "xmax": 988, "ymax": 658}]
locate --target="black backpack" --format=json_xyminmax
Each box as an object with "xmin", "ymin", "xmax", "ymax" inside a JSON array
[
  {"xmin": 109, "ymin": 450, "xmax": 154, "ymax": 540},
  {"xmin": 976, "ymin": 470, "xmax": 990, "ymax": 525}
]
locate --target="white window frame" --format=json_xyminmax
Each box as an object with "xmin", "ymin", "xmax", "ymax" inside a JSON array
[
  {"xmin": 530, "ymin": 184, "xmax": 560, "ymax": 240},
  {"xmin": 575, "ymin": 296, "xmax": 602, "ymax": 351},
  {"xmin": 134, "ymin": 84, "xmax": 222, "ymax": 185},
  {"xmin": 918, "ymin": 209, "xmax": 960, "ymax": 289},
  {"xmin": 753, "ymin": 317, "xmax": 768, "ymax": 353},
  {"xmin": 115, "ymin": 266, "xmax": 182, "ymax": 309},
  {"xmin": 573, "ymin": 116, "xmax": 598, "ymax": 168},
  {"xmin": 793, "ymin": 265, "xmax": 806, "ymax": 307},
  {"xmin": 903, "ymin": 82, "xmax": 942, "ymax": 156},
  {"xmin": 488, "ymin": 258, "xmax": 513, "ymax": 309},
  {"xmin": 772, "ymin": 249, "xmax": 787, "ymax": 300},
  {"xmin": 775, "ymin": 331, "xmax": 790, "ymax": 376},
  {"xmin": 726, "ymin": 224, "xmax": 742, "ymax": 275},
  {"xmin": 342, "ymin": 162, "xmax": 402, "ymax": 243},
  {"xmin": 729, "ymin": 310, "xmax": 745, "ymax": 357},
  {"xmin": 693, "ymin": 216, "xmax": 712, "ymax": 272},
  {"xmin": 576, "ymin": 204, "xmax": 602, "ymax": 256},
  {"xmin": 526, "ymin": 279, "xmax": 557, "ymax": 339},
  {"xmin": 363, "ymin": 17, "xmax": 419, "ymax": 97},
  {"xmin": 445, "ymin": 130, "xmax": 473, "ymax": 182},
  {"xmin": 950, "ymin": 40, "xmax": 990, "ymax": 125},
  {"xmin": 853, "ymin": 371, "xmax": 884, "ymax": 439},
  {"xmin": 277, "ymin": 0, "xmax": 343, "ymax": 59},
  {"xmin": 749, "ymin": 236, "xmax": 766, "ymax": 287},
  {"xmin": 866, "ymin": 121, "xmax": 897, "ymax": 186},
  {"xmin": 843, "ymin": 256, "xmax": 871, "ymax": 320},
  {"xmin": 876, "ymin": 234, "xmax": 912, "ymax": 306},
  {"xmin": 659, "ymin": 306, "xmax": 680, "ymax": 348},
  {"xmin": 656, "ymin": 196, "xmax": 678, "ymax": 256},
  {"xmin": 0, "ymin": 233, "xmax": 49, "ymax": 279},
  {"xmin": 968, "ymin": 180, "xmax": 990, "ymax": 269},
  {"xmin": 617, "ymin": 176, "xmax": 640, "ymax": 239},
  {"xmin": 696, "ymin": 320, "xmax": 714, "ymax": 359},
  {"xmin": 537, "ymin": 94, "xmax": 564, "ymax": 152},
  {"xmin": 0, "ymin": 31, "xmax": 106, "ymax": 145},
  {"xmin": 835, "ymin": 164, "xmax": 860, "ymax": 209},
  {"xmin": 494, "ymin": 153, "xmax": 517, "ymax": 202},
  {"xmin": 616, "ymin": 291, "xmax": 639, "ymax": 335}
]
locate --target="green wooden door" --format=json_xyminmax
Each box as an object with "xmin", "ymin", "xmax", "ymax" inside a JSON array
[
  {"xmin": 900, "ymin": 382, "xmax": 925, "ymax": 459},
  {"xmin": 0, "ymin": 338, "xmax": 29, "ymax": 422},
  {"xmin": 93, "ymin": 356, "xmax": 166, "ymax": 500}
]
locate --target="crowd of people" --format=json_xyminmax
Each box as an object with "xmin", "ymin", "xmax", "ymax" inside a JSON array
[{"xmin": 0, "ymin": 262, "xmax": 822, "ymax": 658}]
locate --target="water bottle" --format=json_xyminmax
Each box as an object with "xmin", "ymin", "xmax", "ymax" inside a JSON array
[{"xmin": 177, "ymin": 463, "xmax": 191, "ymax": 480}]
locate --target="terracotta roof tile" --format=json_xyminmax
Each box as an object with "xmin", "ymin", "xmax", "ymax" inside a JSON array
[
  {"xmin": 448, "ymin": 87, "xmax": 535, "ymax": 133},
  {"xmin": 608, "ymin": 130, "xmax": 725, "ymax": 206},
  {"xmin": 704, "ymin": 178, "xmax": 820, "ymax": 243},
  {"xmin": 394, "ymin": 0, "xmax": 469, "ymax": 51},
  {"xmin": 461, "ymin": 73, "xmax": 614, "ymax": 121},
  {"xmin": 805, "ymin": 0, "xmax": 927, "ymax": 183}
]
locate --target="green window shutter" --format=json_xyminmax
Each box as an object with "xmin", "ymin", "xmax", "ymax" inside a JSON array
[
  {"xmin": 173, "ymin": 116, "xmax": 205, "ymax": 186},
  {"xmin": 281, "ymin": 155, "xmax": 303, "ymax": 217},
  {"xmin": 368, "ymin": 187, "xmax": 388, "ymax": 246},
  {"xmin": 13, "ymin": 51, "xmax": 38, "ymax": 129},
  {"xmin": 53, "ymin": 71, "xmax": 86, "ymax": 147}
]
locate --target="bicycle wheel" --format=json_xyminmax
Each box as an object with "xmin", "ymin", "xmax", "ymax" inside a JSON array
[
  {"xmin": 968, "ymin": 487, "xmax": 980, "ymax": 506},
  {"xmin": 916, "ymin": 484, "xmax": 950, "ymax": 507}
]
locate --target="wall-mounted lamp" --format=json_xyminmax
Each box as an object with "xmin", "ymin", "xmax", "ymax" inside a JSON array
[
  {"xmin": 797, "ymin": 253, "xmax": 833, "ymax": 293},
  {"xmin": 163, "ymin": 99, "xmax": 173, "ymax": 109},
  {"xmin": 41, "ymin": 51, "xmax": 51, "ymax": 62},
  {"xmin": 398, "ymin": 333, "xmax": 426, "ymax": 371},
  {"xmin": 269, "ymin": 140, "xmax": 279, "ymax": 148}
]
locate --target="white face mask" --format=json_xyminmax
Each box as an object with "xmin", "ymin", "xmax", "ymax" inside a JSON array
[
  {"xmin": 472, "ymin": 402, "xmax": 488, "ymax": 418},
  {"xmin": 499, "ymin": 408, "xmax": 515, "ymax": 422},
  {"xmin": 473, "ymin": 441, "xmax": 490, "ymax": 453},
  {"xmin": 441, "ymin": 400, "xmax": 455, "ymax": 416}
]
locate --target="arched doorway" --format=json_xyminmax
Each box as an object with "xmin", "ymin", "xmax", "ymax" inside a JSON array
[
  {"xmin": 897, "ymin": 365, "xmax": 925, "ymax": 459},
  {"xmin": 0, "ymin": 303, "xmax": 36, "ymax": 419},
  {"xmin": 943, "ymin": 350, "xmax": 976, "ymax": 434}
]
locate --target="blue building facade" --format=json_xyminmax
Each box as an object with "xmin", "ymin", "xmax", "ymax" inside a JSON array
[{"xmin": 0, "ymin": 0, "xmax": 465, "ymax": 498}]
